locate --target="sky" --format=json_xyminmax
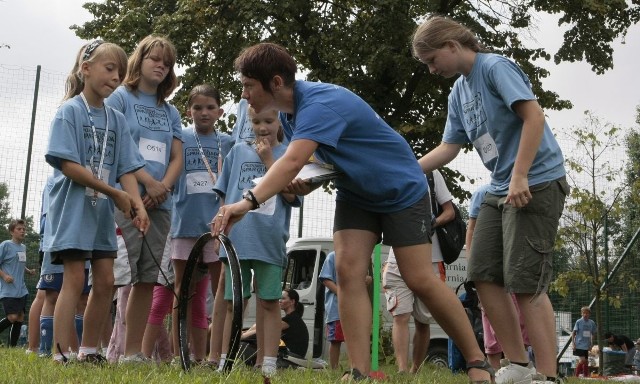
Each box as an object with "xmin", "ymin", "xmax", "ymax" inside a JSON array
[{"xmin": 1, "ymin": 0, "xmax": 639, "ymax": 226}]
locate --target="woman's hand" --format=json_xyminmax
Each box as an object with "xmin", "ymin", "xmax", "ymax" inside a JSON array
[
  {"xmin": 210, "ymin": 199, "xmax": 253, "ymax": 236},
  {"xmin": 282, "ymin": 178, "xmax": 318, "ymax": 196}
]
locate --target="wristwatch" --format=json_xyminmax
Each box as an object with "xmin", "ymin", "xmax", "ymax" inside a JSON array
[{"xmin": 242, "ymin": 190, "xmax": 260, "ymax": 210}]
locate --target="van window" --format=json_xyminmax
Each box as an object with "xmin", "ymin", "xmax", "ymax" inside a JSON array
[{"xmin": 284, "ymin": 249, "xmax": 324, "ymax": 290}]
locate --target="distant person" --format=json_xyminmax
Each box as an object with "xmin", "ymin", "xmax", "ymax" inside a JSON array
[
  {"xmin": 382, "ymin": 169, "xmax": 453, "ymax": 373},
  {"xmin": 604, "ymin": 331, "xmax": 635, "ymax": 366},
  {"xmin": 44, "ymin": 40, "xmax": 149, "ymax": 364},
  {"xmin": 319, "ymin": 251, "xmax": 344, "ymax": 369},
  {"xmin": 572, "ymin": 306, "xmax": 596, "ymax": 377},
  {"xmin": 0, "ymin": 219, "xmax": 36, "ymax": 347}
]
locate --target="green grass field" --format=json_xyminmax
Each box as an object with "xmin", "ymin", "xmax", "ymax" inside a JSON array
[{"xmin": 0, "ymin": 348, "xmax": 611, "ymax": 384}]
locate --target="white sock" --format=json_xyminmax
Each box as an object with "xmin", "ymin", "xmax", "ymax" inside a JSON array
[
  {"xmin": 218, "ymin": 354, "xmax": 227, "ymax": 370},
  {"xmin": 79, "ymin": 346, "xmax": 97, "ymax": 355},
  {"xmin": 262, "ymin": 356, "xmax": 277, "ymax": 377}
]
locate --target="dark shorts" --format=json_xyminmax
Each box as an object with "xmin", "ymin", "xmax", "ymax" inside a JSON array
[
  {"xmin": 1, "ymin": 295, "xmax": 27, "ymax": 315},
  {"xmin": 468, "ymin": 177, "xmax": 569, "ymax": 294},
  {"xmin": 37, "ymin": 270, "xmax": 91, "ymax": 294},
  {"xmin": 51, "ymin": 249, "xmax": 116, "ymax": 265},
  {"xmin": 333, "ymin": 193, "xmax": 432, "ymax": 247},
  {"xmin": 573, "ymin": 348, "xmax": 589, "ymax": 358}
]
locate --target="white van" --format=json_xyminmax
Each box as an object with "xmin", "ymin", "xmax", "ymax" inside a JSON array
[{"xmin": 243, "ymin": 237, "xmax": 468, "ymax": 366}]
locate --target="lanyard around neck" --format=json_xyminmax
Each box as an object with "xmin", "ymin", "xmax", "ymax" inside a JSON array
[
  {"xmin": 193, "ymin": 128, "xmax": 222, "ymax": 185},
  {"xmin": 80, "ymin": 92, "xmax": 109, "ymax": 205}
]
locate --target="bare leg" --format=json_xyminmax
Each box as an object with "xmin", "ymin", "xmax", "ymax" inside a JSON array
[
  {"xmin": 123, "ymin": 282, "xmax": 154, "ymax": 356},
  {"xmin": 411, "ymin": 321, "xmax": 430, "ymax": 373},
  {"xmin": 82, "ymin": 258, "xmax": 114, "ymax": 349},
  {"xmin": 394, "ymin": 244, "xmax": 488, "ymax": 382},
  {"xmin": 208, "ymin": 270, "xmax": 225, "ymax": 362},
  {"xmin": 334, "ymin": 229, "xmax": 377, "ymax": 376},
  {"xmin": 329, "ymin": 341, "xmax": 342, "ymax": 369},
  {"xmin": 516, "ymin": 292, "xmax": 557, "ymax": 378},
  {"xmin": 28, "ymin": 289, "xmax": 45, "ymax": 352},
  {"xmin": 391, "ymin": 313, "xmax": 411, "ymax": 372}
]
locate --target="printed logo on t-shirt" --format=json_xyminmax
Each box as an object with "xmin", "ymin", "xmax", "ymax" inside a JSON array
[
  {"xmin": 462, "ymin": 93, "xmax": 487, "ymax": 130},
  {"xmin": 238, "ymin": 162, "xmax": 265, "ymax": 190},
  {"xmin": 139, "ymin": 137, "xmax": 167, "ymax": 165},
  {"xmin": 184, "ymin": 147, "xmax": 219, "ymax": 172},
  {"xmin": 83, "ymin": 126, "xmax": 116, "ymax": 166},
  {"xmin": 134, "ymin": 104, "xmax": 170, "ymax": 132},
  {"xmin": 238, "ymin": 115, "xmax": 255, "ymax": 141}
]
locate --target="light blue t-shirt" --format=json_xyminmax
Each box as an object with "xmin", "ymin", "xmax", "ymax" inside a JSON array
[
  {"xmin": 319, "ymin": 251, "xmax": 339, "ymax": 323},
  {"xmin": 106, "ymin": 86, "xmax": 183, "ymax": 211},
  {"xmin": 44, "ymin": 95, "xmax": 145, "ymax": 252},
  {"xmin": 170, "ymin": 126, "xmax": 234, "ymax": 237},
  {"xmin": 0, "ymin": 240, "xmax": 28, "ymax": 299},
  {"xmin": 213, "ymin": 142, "xmax": 301, "ymax": 267},
  {"xmin": 469, "ymin": 184, "xmax": 491, "ymax": 219},
  {"xmin": 573, "ymin": 317, "xmax": 597, "ymax": 350},
  {"xmin": 442, "ymin": 53, "xmax": 565, "ymax": 195},
  {"xmin": 280, "ymin": 81, "xmax": 428, "ymax": 213},
  {"xmin": 230, "ymin": 99, "xmax": 255, "ymax": 144}
]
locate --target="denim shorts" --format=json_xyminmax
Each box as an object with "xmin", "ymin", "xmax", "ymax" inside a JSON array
[{"xmin": 468, "ymin": 177, "xmax": 569, "ymax": 294}]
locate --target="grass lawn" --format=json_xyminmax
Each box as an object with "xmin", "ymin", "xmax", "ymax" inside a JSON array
[{"xmin": 0, "ymin": 348, "xmax": 613, "ymax": 383}]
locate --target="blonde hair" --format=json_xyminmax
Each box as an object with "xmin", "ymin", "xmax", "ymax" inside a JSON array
[
  {"xmin": 63, "ymin": 41, "xmax": 128, "ymax": 101},
  {"xmin": 248, "ymin": 106, "xmax": 284, "ymax": 143},
  {"xmin": 123, "ymin": 35, "xmax": 178, "ymax": 106},
  {"xmin": 412, "ymin": 15, "xmax": 486, "ymax": 59}
]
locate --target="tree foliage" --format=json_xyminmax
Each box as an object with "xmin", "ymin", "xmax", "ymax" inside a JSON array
[{"xmin": 72, "ymin": 0, "xmax": 639, "ymax": 199}]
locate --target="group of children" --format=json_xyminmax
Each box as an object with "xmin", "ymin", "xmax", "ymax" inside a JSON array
[{"xmin": 0, "ymin": 13, "xmax": 572, "ymax": 384}]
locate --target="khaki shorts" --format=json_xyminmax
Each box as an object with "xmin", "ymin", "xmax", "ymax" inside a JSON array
[
  {"xmin": 382, "ymin": 261, "xmax": 445, "ymax": 324},
  {"xmin": 468, "ymin": 177, "xmax": 569, "ymax": 294},
  {"xmin": 334, "ymin": 193, "xmax": 432, "ymax": 247},
  {"xmin": 115, "ymin": 208, "xmax": 171, "ymax": 285}
]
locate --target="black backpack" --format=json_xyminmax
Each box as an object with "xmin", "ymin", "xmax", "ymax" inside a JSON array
[{"xmin": 426, "ymin": 171, "xmax": 467, "ymax": 264}]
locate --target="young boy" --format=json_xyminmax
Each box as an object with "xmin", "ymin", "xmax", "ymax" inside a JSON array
[
  {"xmin": 571, "ymin": 306, "xmax": 596, "ymax": 377},
  {"xmin": 0, "ymin": 219, "xmax": 36, "ymax": 346},
  {"xmin": 319, "ymin": 251, "xmax": 344, "ymax": 369}
]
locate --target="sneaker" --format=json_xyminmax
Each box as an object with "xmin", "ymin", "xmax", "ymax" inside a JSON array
[
  {"xmin": 531, "ymin": 373, "xmax": 564, "ymax": 384},
  {"xmin": 495, "ymin": 359, "xmax": 536, "ymax": 384},
  {"xmin": 78, "ymin": 353, "xmax": 107, "ymax": 365},
  {"xmin": 118, "ymin": 352, "xmax": 150, "ymax": 364}
]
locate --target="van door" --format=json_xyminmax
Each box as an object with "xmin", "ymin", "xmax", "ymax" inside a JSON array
[{"xmin": 283, "ymin": 245, "xmax": 326, "ymax": 358}]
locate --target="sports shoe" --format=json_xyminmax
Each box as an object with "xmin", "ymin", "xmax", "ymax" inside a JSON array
[
  {"xmin": 118, "ymin": 352, "xmax": 150, "ymax": 364},
  {"xmin": 495, "ymin": 359, "xmax": 536, "ymax": 384},
  {"xmin": 531, "ymin": 373, "xmax": 564, "ymax": 384},
  {"xmin": 78, "ymin": 353, "xmax": 107, "ymax": 365}
]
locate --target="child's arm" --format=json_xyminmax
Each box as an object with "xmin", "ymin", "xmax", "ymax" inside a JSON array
[
  {"xmin": 0, "ymin": 269, "xmax": 13, "ymax": 283},
  {"xmin": 135, "ymin": 168, "xmax": 170, "ymax": 209},
  {"xmin": 160, "ymin": 138, "xmax": 184, "ymax": 198},
  {"xmin": 119, "ymin": 173, "xmax": 150, "ymax": 234},
  {"xmin": 418, "ymin": 142, "xmax": 462, "ymax": 174},
  {"xmin": 255, "ymin": 139, "xmax": 297, "ymax": 203},
  {"xmin": 322, "ymin": 278, "xmax": 338, "ymax": 295},
  {"xmin": 60, "ymin": 160, "xmax": 134, "ymax": 218}
]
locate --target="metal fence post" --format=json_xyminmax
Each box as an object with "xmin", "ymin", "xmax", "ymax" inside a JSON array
[{"xmin": 21, "ymin": 65, "xmax": 41, "ymax": 219}]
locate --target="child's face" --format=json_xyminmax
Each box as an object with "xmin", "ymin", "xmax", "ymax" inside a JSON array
[
  {"xmin": 140, "ymin": 46, "xmax": 171, "ymax": 88},
  {"xmin": 418, "ymin": 42, "xmax": 460, "ymax": 78},
  {"xmin": 83, "ymin": 56, "xmax": 123, "ymax": 101},
  {"xmin": 250, "ymin": 109, "xmax": 280, "ymax": 146},
  {"xmin": 187, "ymin": 95, "xmax": 223, "ymax": 133},
  {"xmin": 582, "ymin": 310, "xmax": 590, "ymax": 319},
  {"xmin": 10, "ymin": 224, "xmax": 25, "ymax": 242}
]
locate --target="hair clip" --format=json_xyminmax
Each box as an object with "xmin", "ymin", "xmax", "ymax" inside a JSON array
[{"xmin": 83, "ymin": 39, "xmax": 105, "ymax": 61}]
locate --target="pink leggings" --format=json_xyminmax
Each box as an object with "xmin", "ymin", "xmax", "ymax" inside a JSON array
[{"xmin": 147, "ymin": 276, "xmax": 210, "ymax": 329}]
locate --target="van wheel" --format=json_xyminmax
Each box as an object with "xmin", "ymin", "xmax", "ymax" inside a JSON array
[{"xmin": 426, "ymin": 344, "xmax": 449, "ymax": 368}]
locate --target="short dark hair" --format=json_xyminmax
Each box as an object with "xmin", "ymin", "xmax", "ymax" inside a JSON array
[
  {"xmin": 234, "ymin": 43, "xmax": 296, "ymax": 94},
  {"xmin": 604, "ymin": 331, "xmax": 614, "ymax": 339},
  {"xmin": 284, "ymin": 288, "xmax": 304, "ymax": 316},
  {"xmin": 8, "ymin": 219, "xmax": 25, "ymax": 232}
]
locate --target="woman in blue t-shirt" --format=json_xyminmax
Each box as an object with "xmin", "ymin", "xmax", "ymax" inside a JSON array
[{"xmin": 211, "ymin": 42, "xmax": 491, "ymax": 383}]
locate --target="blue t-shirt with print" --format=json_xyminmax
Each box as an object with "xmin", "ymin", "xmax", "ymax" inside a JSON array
[
  {"xmin": 230, "ymin": 99, "xmax": 255, "ymax": 145},
  {"xmin": 213, "ymin": 142, "xmax": 301, "ymax": 267},
  {"xmin": 279, "ymin": 81, "xmax": 427, "ymax": 213},
  {"xmin": 0, "ymin": 240, "xmax": 28, "ymax": 299},
  {"xmin": 44, "ymin": 95, "xmax": 145, "ymax": 252},
  {"xmin": 319, "ymin": 251, "xmax": 339, "ymax": 323},
  {"xmin": 573, "ymin": 317, "xmax": 597, "ymax": 350},
  {"xmin": 469, "ymin": 184, "xmax": 491, "ymax": 219},
  {"xmin": 442, "ymin": 53, "xmax": 565, "ymax": 195},
  {"xmin": 171, "ymin": 126, "xmax": 234, "ymax": 237},
  {"xmin": 106, "ymin": 86, "xmax": 183, "ymax": 211}
]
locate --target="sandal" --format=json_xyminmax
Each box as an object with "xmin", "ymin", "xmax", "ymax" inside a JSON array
[
  {"xmin": 466, "ymin": 359, "xmax": 495, "ymax": 384},
  {"xmin": 341, "ymin": 368, "xmax": 368, "ymax": 381}
]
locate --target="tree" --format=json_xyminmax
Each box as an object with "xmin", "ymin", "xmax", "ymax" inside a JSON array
[
  {"xmin": 551, "ymin": 111, "xmax": 631, "ymax": 371},
  {"xmin": 72, "ymin": 0, "xmax": 639, "ymax": 199}
]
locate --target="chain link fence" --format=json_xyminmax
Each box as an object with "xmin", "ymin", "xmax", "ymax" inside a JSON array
[{"xmin": 0, "ymin": 64, "xmax": 638, "ymax": 369}]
